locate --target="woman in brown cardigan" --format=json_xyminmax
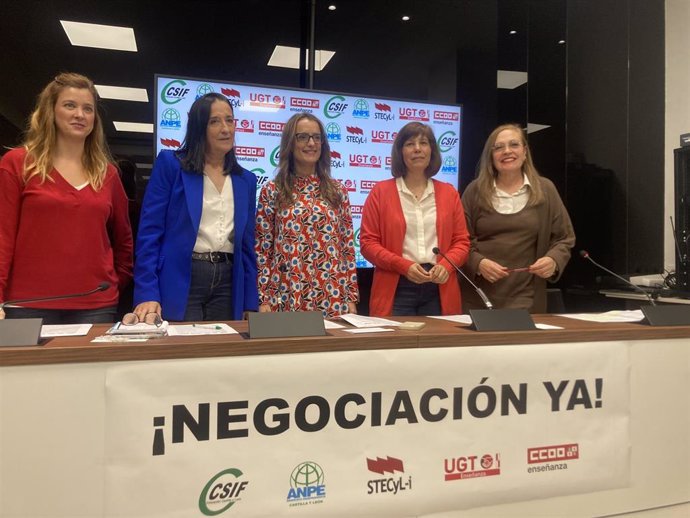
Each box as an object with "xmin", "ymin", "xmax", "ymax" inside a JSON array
[{"xmin": 461, "ymin": 124, "xmax": 575, "ymax": 313}]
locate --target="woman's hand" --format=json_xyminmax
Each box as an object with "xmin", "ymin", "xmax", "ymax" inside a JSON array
[
  {"xmin": 258, "ymin": 304, "xmax": 271, "ymax": 313},
  {"xmin": 0, "ymin": 307, "xmax": 5, "ymax": 320},
  {"xmin": 347, "ymin": 302, "xmax": 358, "ymax": 314},
  {"xmin": 405, "ymin": 263, "xmax": 432, "ymax": 284},
  {"xmin": 478, "ymin": 259, "xmax": 509, "ymax": 283},
  {"xmin": 529, "ymin": 256, "xmax": 557, "ymax": 279},
  {"xmin": 132, "ymin": 301, "xmax": 162, "ymax": 322},
  {"xmin": 429, "ymin": 264, "xmax": 450, "ymax": 284}
]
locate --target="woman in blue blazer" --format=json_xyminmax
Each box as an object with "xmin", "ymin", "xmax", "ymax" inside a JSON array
[{"xmin": 132, "ymin": 93, "xmax": 258, "ymax": 322}]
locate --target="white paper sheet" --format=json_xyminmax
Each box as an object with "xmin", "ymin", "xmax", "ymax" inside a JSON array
[{"xmin": 40, "ymin": 324, "xmax": 92, "ymax": 338}]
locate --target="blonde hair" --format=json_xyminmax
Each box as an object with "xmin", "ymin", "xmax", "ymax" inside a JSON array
[
  {"xmin": 22, "ymin": 72, "xmax": 112, "ymax": 190},
  {"xmin": 474, "ymin": 123, "xmax": 544, "ymax": 210}
]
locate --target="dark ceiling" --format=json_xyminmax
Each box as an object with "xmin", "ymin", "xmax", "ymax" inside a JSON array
[{"xmin": 1, "ymin": 0, "xmax": 528, "ymax": 165}]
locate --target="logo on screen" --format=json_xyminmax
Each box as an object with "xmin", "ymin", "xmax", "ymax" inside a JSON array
[
  {"xmin": 346, "ymin": 126, "xmax": 367, "ymax": 144},
  {"xmin": 337, "ymin": 178, "xmax": 356, "ymax": 191},
  {"xmin": 326, "ymin": 122, "xmax": 341, "ymax": 142},
  {"xmin": 349, "ymin": 154, "xmax": 381, "ymax": 168},
  {"xmin": 438, "ymin": 131, "xmax": 459, "ymax": 152},
  {"xmin": 270, "ymin": 146, "xmax": 281, "ymax": 167},
  {"xmin": 196, "ymin": 83, "xmax": 214, "ymax": 99},
  {"xmin": 374, "ymin": 102, "xmax": 394, "ymax": 121},
  {"xmin": 236, "ymin": 146, "xmax": 265, "ymax": 163},
  {"xmin": 366, "ymin": 456, "xmax": 412, "ymax": 496},
  {"xmin": 291, "ymin": 97, "xmax": 320, "ymax": 110},
  {"xmin": 235, "ymin": 119, "xmax": 254, "ymax": 133},
  {"xmin": 371, "ymin": 130, "xmax": 396, "ymax": 144},
  {"xmin": 441, "ymin": 155, "xmax": 458, "ymax": 174},
  {"xmin": 324, "ymin": 95, "xmax": 348, "ymax": 119},
  {"xmin": 161, "ymin": 79, "xmax": 190, "ymax": 105},
  {"xmin": 360, "ymin": 180, "xmax": 378, "ymax": 192},
  {"xmin": 399, "ymin": 107, "xmax": 429, "ymax": 121},
  {"xmin": 527, "ymin": 443, "xmax": 579, "ymax": 464},
  {"xmin": 286, "ymin": 461, "xmax": 326, "ymax": 506},
  {"xmin": 160, "ymin": 137, "xmax": 181, "ymax": 148},
  {"xmin": 251, "ymin": 168, "xmax": 269, "ymax": 186},
  {"xmin": 434, "ymin": 110, "xmax": 459, "ymax": 122},
  {"xmin": 249, "ymin": 93, "xmax": 286, "ymax": 109},
  {"xmin": 330, "ymin": 150, "xmax": 344, "ymax": 169},
  {"xmin": 198, "ymin": 468, "xmax": 248, "ymax": 516},
  {"xmin": 352, "ymin": 99, "xmax": 370, "ymax": 119},
  {"xmin": 259, "ymin": 121, "xmax": 284, "ymax": 136},
  {"xmin": 220, "ymin": 87, "xmax": 243, "ymax": 108},
  {"xmin": 444, "ymin": 454, "xmax": 501, "ymax": 481},
  {"xmin": 160, "ymin": 108, "xmax": 181, "ymax": 129}
]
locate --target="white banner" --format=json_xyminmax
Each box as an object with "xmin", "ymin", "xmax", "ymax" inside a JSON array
[{"xmin": 104, "ymin": 341, "xmax": 630, "ymax": 517}]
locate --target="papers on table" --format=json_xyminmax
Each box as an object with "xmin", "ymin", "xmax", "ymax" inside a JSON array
[
  {"xmin": 557, "ymin": 310, "xmax": 644, "ymax": 323},
  {"xmin": 324, "ymin": 320, "xmax": 345, "ymax": 329},
  {"xmin": 343, "ymin": 327, "xmax": 395, "ymax": 334},
  {"xmin": 40, "ymin": 324, "xmax": 92, "ymax": 338},
  {"xmin": 428, "ymin": 314, "xmax": 473, "ymax": 325},
  {"xmin": 339, "ymin": 314, "xmax": 401, "ymax": 328},
  {"xmin": 167, "ymin": 323, "xmax": 238, "ymax": 336},
  {"xmin": 535, "ymin": 323, "xmax": 564, "ymax": 330},
  {"xmin": 106, "ymin": 321, "xmax": 169, "ymax": 336}
]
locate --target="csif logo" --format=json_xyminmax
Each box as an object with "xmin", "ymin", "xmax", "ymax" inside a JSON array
[
  {"xmin": 251, "ymin": 168, "xmax": 269, "ymax": 186},
  {"xmin": 324, "ymin": 95, "xmax": 348, "ymax": 119},
  {"xmin": 198, "ymin": 468, "xmax": 248, "ymax": 516},
  {"xmin": 438, "ymin": 131, "xmax": 459, "ymax": 152},
  {"xmin": 161, "ymin": 79, "xmax": 190, "ymax": 105},
  {"xmin": 270, "ymin": 146, "xmax": 281, "ymax": 167},
  {"xmin": 352, "ymin": 98, "xmax": 370, "ymax": 118},
  {"xmin": 287, "ymin": 461, "xmax": 326, "ymax": 506},
  {"xmin": 196, "ymin": 83, "xmax": 214, "ymax": 99},
  {"xmin": 160, "ymin": 108, "xmax": 181, "ymax": 129}
]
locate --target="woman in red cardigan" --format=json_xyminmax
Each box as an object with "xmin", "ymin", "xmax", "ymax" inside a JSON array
[{"xmin": 360, "ymin": 122, "xmax": 470, "ymax": 316}]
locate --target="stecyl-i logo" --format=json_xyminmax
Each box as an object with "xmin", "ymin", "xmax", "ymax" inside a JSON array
[
  {"xmin": 366, "ymin": 456, "xmax": 412, "ymax": 496},
  {"xmin": 286, "ymin": 461, "xmax": 326, "ymax": 507}
]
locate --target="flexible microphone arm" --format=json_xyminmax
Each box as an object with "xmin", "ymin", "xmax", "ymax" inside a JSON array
[
  {"xmin": 432, "ymin": 247, "xmax": 493, "ymax": 309},
  {"xmin": 0, "ymin": 282, "xmax": 110, "ymax": 310},
  {"xmin": 579, "ymin": 250, "xmax": 656, "ymax": 306}
]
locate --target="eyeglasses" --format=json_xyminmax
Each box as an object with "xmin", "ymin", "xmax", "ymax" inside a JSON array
[
  {"xmin": 492, "ymin": 141, "xmax": 523, "ymax": 153},
  {"xmin": 294, "ymin": 132, "xmax": 322, "ymax": 144},
  {"xmin": 121, "ymin": 312, "xmax": 163, "ymax": 327}
]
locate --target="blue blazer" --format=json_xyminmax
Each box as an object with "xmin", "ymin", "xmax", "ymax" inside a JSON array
[{"xmin": 134, "ymin": 151, "xmax": 259, "ymax": 320}]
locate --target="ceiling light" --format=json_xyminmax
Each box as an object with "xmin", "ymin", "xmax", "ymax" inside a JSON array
[
  {"xmin": 497, "ymin": 70, "xmax": 528, "ymax": 89},
  {"xmin": 60, "ymin": 20, "xmax": 137, "ymax": 52},
  {"xmin": 328, "ymin": 4, "xmax": 336, "ymax": 10},
  {"xmin": 267, "ymin": 45, "xmax": 335, "ymax": 71},
  {"xmin": 113, "ymin": 121, "xmax": 153, "ymax": 133},
  {"xmin": 95, "ymin": 85, "xmax": 148, "ymax": 102},
  {"xmin": 402, "ymin": 15, "xmax": 410, "ymax": 21},
  {"xmin": 558, "ymin": 39, "xmax": 566, "ymax": 45},
  {"xmin": 509, "ymin": 30, "xmax": 517, "ymax": 35}
]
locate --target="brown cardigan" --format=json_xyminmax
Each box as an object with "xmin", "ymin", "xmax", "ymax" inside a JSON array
[{"xmin": 461, "ymin": 176, "xmax": 575, "ymax": 313}]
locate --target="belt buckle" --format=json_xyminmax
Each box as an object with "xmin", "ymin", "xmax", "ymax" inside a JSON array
[{"xmin": 210, "ymin": 252, "xmax": 221, "ymax": 263}]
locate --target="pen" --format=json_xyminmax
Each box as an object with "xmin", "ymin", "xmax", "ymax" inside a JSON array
[
  {"xmin": 192, "ymin": 324, "xmax": 223, "ymax": 330},
  {"xmin": 506, "ymin": 267, "xmax": 530, "ymax": 273}
]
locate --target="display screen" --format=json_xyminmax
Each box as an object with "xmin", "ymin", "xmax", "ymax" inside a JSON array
[{"xmin": 155, "ymin": 75, "xmax": 462, "ymax": 267}]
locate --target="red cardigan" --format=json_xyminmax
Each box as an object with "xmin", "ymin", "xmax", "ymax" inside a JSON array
[{"xmin": 360, "ymin": 178, "xmax": 470, "ymax": 316}]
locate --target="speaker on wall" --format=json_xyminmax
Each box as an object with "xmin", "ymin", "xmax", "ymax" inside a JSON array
[{"xmin": 673, "ymin": 147, "xmax": 690, "ymax": 292}]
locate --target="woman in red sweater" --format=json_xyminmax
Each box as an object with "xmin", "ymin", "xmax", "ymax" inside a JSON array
[
  {"xmin": 0, "ymin": 73, "xmax": 133, "ymax": 323},
  {"xmin": 360, "ymin": 122, "xmax": 470, "ymax": 316}
]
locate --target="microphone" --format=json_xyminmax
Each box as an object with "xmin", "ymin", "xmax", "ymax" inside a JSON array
[
  {"xmin": 432, "ymin": 247, "xmax": 493, "ymax": 309},
  {"xmin": 579, "ymin": 250, "xmax": 656, "ymax": 306},
  {"xmin": 0, "ymin": 282, "xmax": 111, "ymax": 310}
]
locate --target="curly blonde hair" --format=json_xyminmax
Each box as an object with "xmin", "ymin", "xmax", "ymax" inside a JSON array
[{"xmin": 22, "ymin": 72, "xmax": 112, "ymax": 190}]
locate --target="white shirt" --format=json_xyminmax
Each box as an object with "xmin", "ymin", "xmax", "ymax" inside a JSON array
[
  {"xmin": 193, "ymin": 174, "xmax": 234, "ymax": 253},
  {"xmin": 396, "ymin": 177, "xmax": 438, "ymax": 264},
  {"xmin": 491, "ymin": 175, "xmax": 532, "ymax": 214}
]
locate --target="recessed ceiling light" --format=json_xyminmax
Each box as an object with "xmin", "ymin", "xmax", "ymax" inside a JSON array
[
  {"xmin": 509, "ymin": 30, "xmax": 517, "ymax": 35},
  {"xmin": 402, "ymin": 15, "xmax": 410, "ymax": 21},
  {"xmin": 113, "ymin": 121, "xmax": 153, "ymax": 133},
  {"xmin": 95, "ymin": 85, "xmax": 148, "ymax": 102},
  {"xmin": 60, "ymin": 20, "xmax": 137, "ymax": 52},
  {"xmin": 267, "ymin": 45, "xmax": 335, "ymax": 71},
  {"xmin": 558, "ymin": 39, "xmax": 566, "ymax": 44},
  {"xmin": 328, "ymin": 4, "xmax": 336, "ymax": 10}
]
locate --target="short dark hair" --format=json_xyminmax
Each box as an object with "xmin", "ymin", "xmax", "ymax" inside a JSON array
[
  {"xmin": 390, "ymin": 122, "xmax": 441, "ymax": 178},
  {"xmin": 177, "ymin": 93, "xmax": 240, "ymax": 175}
]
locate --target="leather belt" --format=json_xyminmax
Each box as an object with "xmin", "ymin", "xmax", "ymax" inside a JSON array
[{"xmin": 191, "ymin": 252, "xmax": 234, "ymax": 263}]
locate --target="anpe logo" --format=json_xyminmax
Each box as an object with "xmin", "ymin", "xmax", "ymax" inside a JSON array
[
  {"xmin": 270, "ymin": 146, "xmax": 281, "ymax": 167},
  {"xmin": 352, "ymin": 99, "xmax": 370, "ymax": 118},
  {"xmin": 441, "ymin": 155, "xmax": 458, "ymax": 173},
  {"xmin": 259, "ymin": 121, "xmax": 285, "ymax": 133},
  {"xmin": 434, "ymin": 110, "xmax": 459, "ymax": 121},
  {"xmin": 366, "ymin": 456, "xmax": 412, "ymax": 496},
  {"xmin": 349, "ymin": 154, "xmax": 381, "ymax": 168},
  {"xmin": 398, "ymin": 107, "xmax": 429, "ymax": 121},
  {"xmin": 287, "ymin": 461, "xmax": 326, "ymax": 506},
  {"xmin": 160, "ymin": 108, "xmax": 181, "ymax": 129},
  {"xmin": 371, "ymin": 130, "xmax": 396, "ymax": 144},
  {"xmin": 324, "ymin": 95, "xmax": 348, "ymax": 119},
  {"xmin": 326, "ymin": 122, "xmax": 342, "ymax": 142},
  {"xmin": 528, "ymin": 443, "xmax": 579, "ymax": 464},
  {"xmin": 235, "ymin": 119, "xmax": 254, "ymax": 133},
  {"xmin": 360, "ymin": 180, "xmax": 378, "ymax": 191},
  {"xmin": 235, "ymin": 146, "xmax": 265, "ymax": 157},
  {"xmin": 198, "ymin": 468, "xmax": 248, "ymax": 516},
  {"xmin": 444, "ymin": 453, "xmax": 501, "ymax": 481},
  {"xmin": 161, "ymin": 79, "xmax": 189, "ymax": 105},
  {"xmin": 160, "ymin": 137, "xmax": 181, "ymax": 148},
  {"xmin": 438, "ymin": 131, "xmax": 459, "ymax": 152},
  {"xmin": 196, "ymin": 83, "xmax": 214, "ymax": 99},
  {"xmin": 374, "ymin": 102, "xmax": 394, "ymax": 121},
  {"xmin": 291, "ymin": 97, "xmax": 320, "ymax": 109}
]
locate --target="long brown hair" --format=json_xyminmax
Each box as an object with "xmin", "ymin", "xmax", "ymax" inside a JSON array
[
  {"xmin": 22, "ymin": 72, "xmax": 112, "ymax": 190},
  {"xmin": 273, "ymin": 112, "xmax": 340, "ymax": 209},
  {"xmin": 474, "ymin": 123, "xmax": 544, "ymax": 209},
  {"xmin": 390, "ymin": 122, "xmax": 442, "ymax": 178}
]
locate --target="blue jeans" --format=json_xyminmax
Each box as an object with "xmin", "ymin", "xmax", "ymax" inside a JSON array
[
  {"xmin": 4, "ymin": 306, "xmax": 117, "ymax": 324},
  {"xmin": 183, "ymin": 258, "xmax": 233, "ymax": 321},
  {"xmin": 392, "ymin": 276, "xmax": 442, "ymax": 316}
]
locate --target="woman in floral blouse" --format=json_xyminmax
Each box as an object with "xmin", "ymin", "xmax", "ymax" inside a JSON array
[{"xmin": 255, "ymin": 112, "xmax": 359, "ymax": 317}]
